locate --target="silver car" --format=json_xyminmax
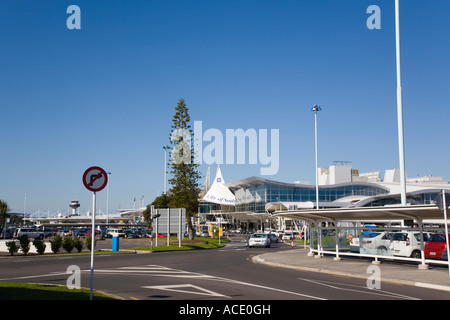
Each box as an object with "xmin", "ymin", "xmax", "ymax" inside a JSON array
[{"xmin": 248, "ymin": 233, "xmax": 271, "ymax": 248}]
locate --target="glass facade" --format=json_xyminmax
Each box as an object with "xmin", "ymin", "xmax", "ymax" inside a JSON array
[
  {"xmin": 231, "ymin": 181, "xmax": 389, "ymax": 213},
  {"xmin": 200, "ymin": 177, "xmax": 443, "ymax": 214},
  {"xmin": 362, "ymin": 191, "xmax": 441, "ymax": 207}
]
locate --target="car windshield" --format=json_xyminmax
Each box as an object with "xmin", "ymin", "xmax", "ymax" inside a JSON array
[{"xmin": 252, "ymin": 234, "xmax": 267, "ymax": 238}]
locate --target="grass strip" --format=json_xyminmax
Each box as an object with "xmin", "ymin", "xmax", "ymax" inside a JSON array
[
  {"xmin": 128, "ymin": 237, "xmax": 229, "ymax": 252},
  {"xmin": 0, "ymin": 282, "xmax": 116, "ymax": 300}
]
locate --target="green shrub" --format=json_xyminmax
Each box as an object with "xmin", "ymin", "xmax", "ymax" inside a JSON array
[
  {"xmin": 32, "ymin": 239, "xmax": 46, "ymax": 255},
  {"xmin": 50, "ymin": 234, "xmax": 62, "ymax": 253},
  {"xmin": 86, "ymin": 236, "xmax": 97, "ymax": 251},
  {"xmin": 18, "ymin": 235, "xmax": 30, "ymax": 255},
  {"xmin": 73, "ymin": 236, "xmax": 83, "ymax": 252},
  {"xmin": 5, "ymin": 241, "xmax": 18, "ymax": 256},
  {"xmin": 62, "ymin": 236, "xmax": 74, "ymax": 253}
]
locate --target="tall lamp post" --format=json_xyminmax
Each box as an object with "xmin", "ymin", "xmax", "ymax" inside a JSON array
[
  {"xmin": 395, "ymin": 0, "xmax": 407, "ymax": 206},
  {"xmin": 311, "ymin": 105, "xmax": 322, "ymax": 210},
  {"xmin": 162, "ymin": 145, "xmax": 169, "ymax": 194}
]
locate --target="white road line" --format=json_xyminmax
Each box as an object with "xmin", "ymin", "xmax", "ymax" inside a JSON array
[
  {"xmin": 94, "ymin": 265, "xmax": 326, "ymax": 300},
  {"xmin": 0, "ymin": 272, "xmax": 68, "ymax": 282},
  {"xmin": 297, "ymin": 278, "xmax": 420, "ymax": 300}
]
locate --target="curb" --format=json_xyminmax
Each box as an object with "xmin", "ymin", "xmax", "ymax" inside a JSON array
[{"xmin": 252, "ymin": 255, "xmax": 450, "ymax": 293}]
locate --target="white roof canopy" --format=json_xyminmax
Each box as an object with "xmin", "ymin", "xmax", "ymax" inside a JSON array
[{"xmin": 274, "ymin": 204, "xmax": 448, "ymax": 223}]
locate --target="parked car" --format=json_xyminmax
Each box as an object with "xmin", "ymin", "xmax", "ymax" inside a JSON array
[
  {"xmin": 267, "ymin": 233, "xmax": 279, "ymax": 243},
  {"xmin": 73, "ymin": 228, "xmax": 88, "ymax": 237},
  {"xmin": 152, "ymin": 233, "xmax": 167, "ymax": 238},
  {"xmin": 360, "ymin": 232, "xmax": 396, "ymax": 255},
  {"xmin": 389, "ymin": 232, "xmax": 430, "ymax": 258},
  {"xmin": 248, "ymin": 233, "xmax": 271, "ymax": 248},
  {"xmin": 106, "ymin": 228, "xmax": 126, "ymax": 238},
  {"xmin": 425, "ymin": 233, "xmax": 450, "ymax": 259},
  {"xmin": 124, "ymin": 230, "xmax": 138, "ymax": 238},
  {"xmin": 14, "ymin": 227, "xmax": 46, "ymax": 240},
  {"xmin": 76, "ymin": 228, "xmax": 101, "ymax": 238},
  {"xmin": 56, "ymin": 228, "xmax": 70, "ymax": 237}
]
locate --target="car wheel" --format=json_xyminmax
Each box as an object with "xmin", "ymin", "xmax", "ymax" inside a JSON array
[
  {"xmin": 411, "ymin": 250, "xmax": 421, "ymax": 259},
  {"xmin": 377, "ymin": 246, "xmax": 387, "ymax": 255}
]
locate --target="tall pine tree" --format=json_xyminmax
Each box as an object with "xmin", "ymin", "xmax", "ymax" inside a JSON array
[{"xmin": 168, "ymin": 99, "xmax": 201, "ymax": 240}]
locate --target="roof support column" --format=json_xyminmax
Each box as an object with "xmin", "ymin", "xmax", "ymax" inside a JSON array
[
  {"xmin": 333, "ymin": 220, "xmax": 341, "ymax": 261},
  {"xmin": 314, "ymin": 221, "xmax": 323, "ymax": 258},
  {"xmin": 417, "ymin": 218, "xmax": 429, "ymax": 269},
  {"xmin": 307, "ymin": 221, "xmax": 314, "ymax": 256}
]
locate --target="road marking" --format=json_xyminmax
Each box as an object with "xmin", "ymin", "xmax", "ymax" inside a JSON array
[
  {"xmin": 142, "ymin": 284, "xmax": 231, "ymax": 298},
  {"xmin": 297, "ymin": 278, "xmax": 419, "ymax": 300},
  {"xmin": 95, "ymin": 264, "xmax": 326, "ymax": 300},
  {"xmin": 0, "ymin": 272, "xmax": 68, "ymax": 281}
]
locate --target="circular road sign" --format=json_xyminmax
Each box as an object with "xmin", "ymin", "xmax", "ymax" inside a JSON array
[{"xmin": 83, "ymin": 166, "xmax": 108, "ymax": 192}]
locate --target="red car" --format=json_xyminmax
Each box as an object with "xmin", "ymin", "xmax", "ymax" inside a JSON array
[{"xmin": 425, "ymin": 234, "xmax": 450, "ymax": 259}]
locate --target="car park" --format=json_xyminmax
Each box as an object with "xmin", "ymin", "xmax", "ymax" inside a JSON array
[
  {"xmin": 389, "ymin": 231, "xmax": 430, "ymax": 258},
  {"xmin": 425, "ymin": 233, "xmax": 450, "ymax": 259},
  {"xmin": 248, "ymin": 233, "xmax": 271, "ymax": 248}
]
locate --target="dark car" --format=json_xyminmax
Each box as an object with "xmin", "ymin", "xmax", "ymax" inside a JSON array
[{"xmin": 124, "ymin": 230, "xmax": 138, "ymax": 238}]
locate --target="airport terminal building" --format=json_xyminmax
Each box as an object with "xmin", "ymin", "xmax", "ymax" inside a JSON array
[{"xmin": 199, "ymin": 164, "xmax": 450, "ymax": 230}]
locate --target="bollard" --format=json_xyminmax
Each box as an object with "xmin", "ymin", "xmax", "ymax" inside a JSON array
[{"xmin": 112, "ymin": 236, "xmax": 119, "ymax": 251}]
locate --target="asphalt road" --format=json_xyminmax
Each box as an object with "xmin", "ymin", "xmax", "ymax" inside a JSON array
[{"xmin": 1, "ymin": 238, "xmax": 450, "ymax": 310}]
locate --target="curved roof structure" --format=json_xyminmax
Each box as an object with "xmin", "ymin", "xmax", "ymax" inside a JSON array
[{"xmin": 225, "ymin": 176, "xmax": 390, "ymax": 193}]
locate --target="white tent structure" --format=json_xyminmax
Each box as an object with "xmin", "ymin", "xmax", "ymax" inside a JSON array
[{"xmin": 202, "ymin": 165, "xmax": 235, "ymax": 206}]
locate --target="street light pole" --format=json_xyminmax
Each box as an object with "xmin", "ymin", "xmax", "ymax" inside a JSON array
[
  {"xmin": 311, "ymin": 105, "xmax": 322, "ymax": 210},
  {"xmin": 395, "ymin": 0, "xmax": 407, "ymax": 206},
  {"xmin": 163, "ymin": 145, "xmax": 169, "ymax": 194}
]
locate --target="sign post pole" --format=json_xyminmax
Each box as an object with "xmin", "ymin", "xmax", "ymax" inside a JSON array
[
  {"xmin": 82, "ymin": 166, "xmax": 108, "ymax": 301},
  {"xmin": 90, "ymin": 191, "xmax": 96, "ymax": 301},
  {"xmin": 167, "ymin": 208, "xmax": 170, "ymax": 247},
  {"xmin": 179, "ymin": 209, "xmax": 182, "ymax": 248}
]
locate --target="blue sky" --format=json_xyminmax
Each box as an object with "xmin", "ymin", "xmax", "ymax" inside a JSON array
[{"xmin": 1, "ymin": 0, "xmax": 449, "ymax": 215}]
